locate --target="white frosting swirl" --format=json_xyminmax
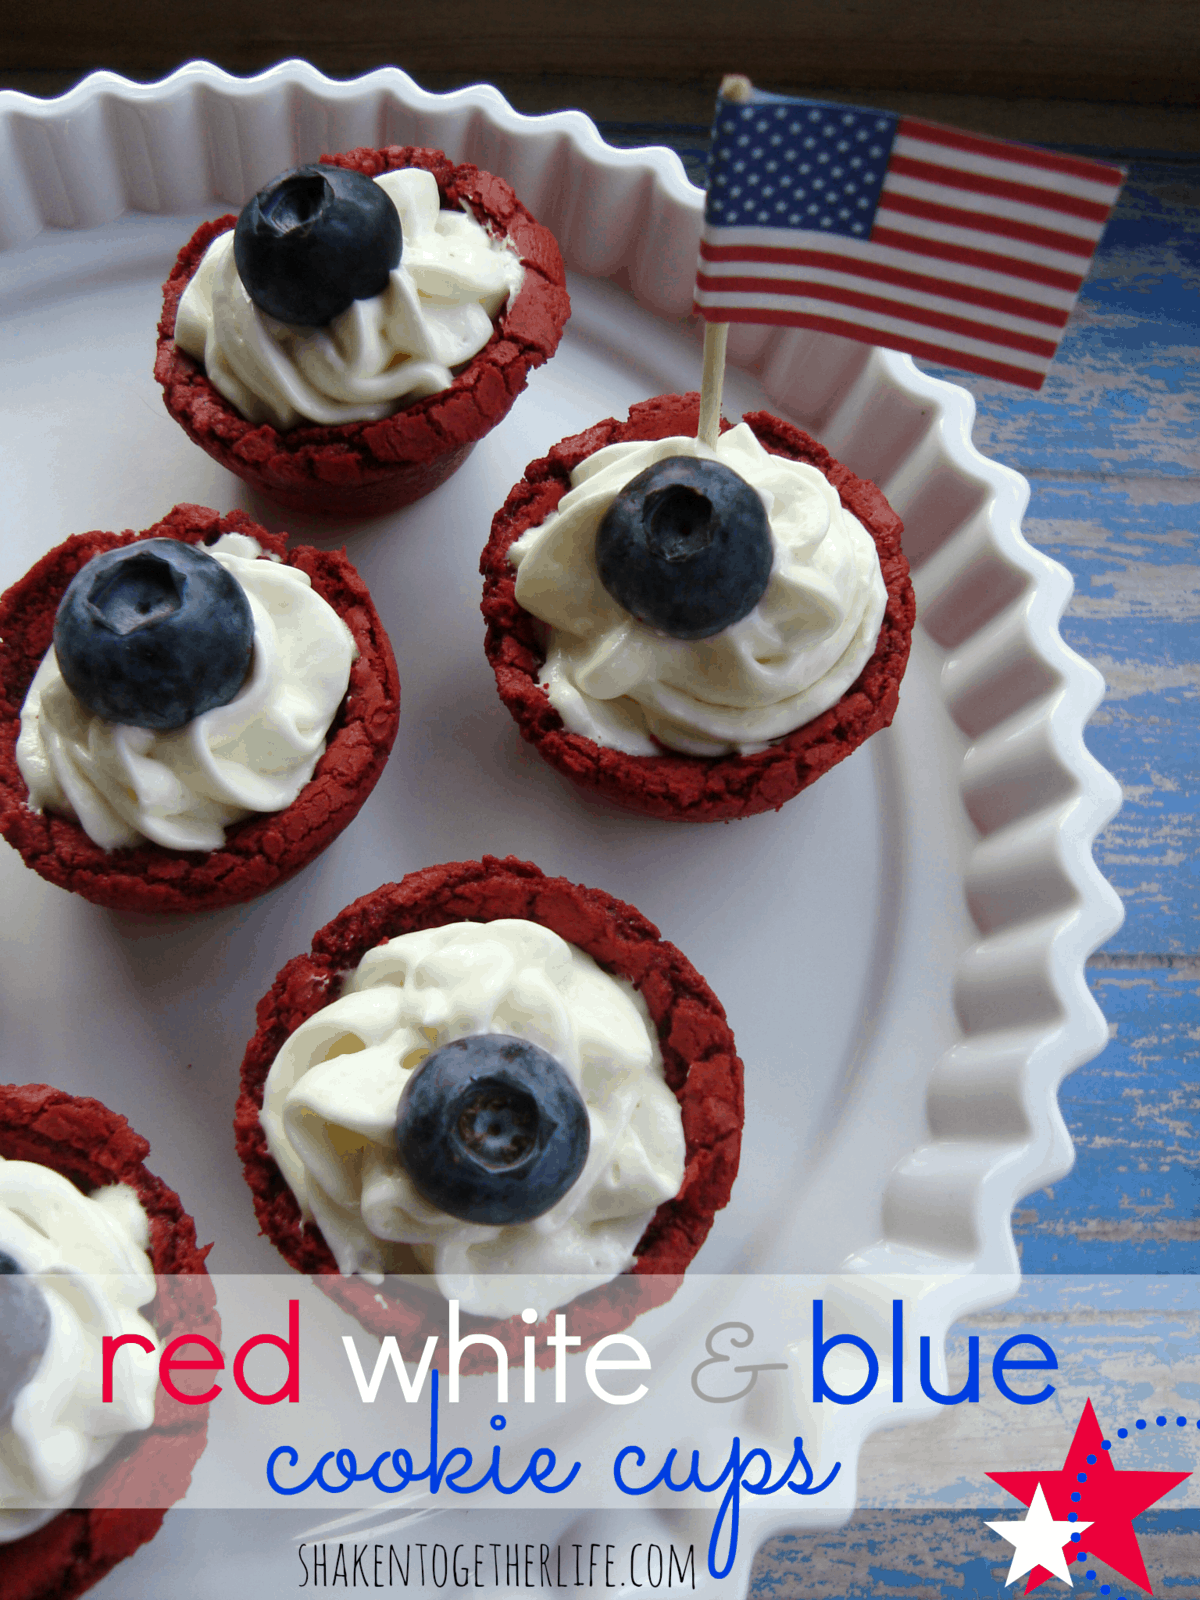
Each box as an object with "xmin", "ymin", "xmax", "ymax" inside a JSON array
[
  {"xmin": 15, "ymin": 533, "xmax": 356, "ymax": 853},
  {"xmin": 175, "ymin": 168, "xmax": 526, "ymax": 431},
  {"xmin": 0, "ymin": 1162, "xmax": 159, "ymax": 1543},
  {"xmin": 260, "ymin": 920, "xmax": 686, "ymax": 1320},
  {"xmin": 509, "ymin": 423, "xmax": 889, "ymax": 758}
]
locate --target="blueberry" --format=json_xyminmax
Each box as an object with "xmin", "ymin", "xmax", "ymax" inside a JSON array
[
  {"xmin": 395, "ymin": 1035, "xmax": 590, "ymax": 1226},
  {"xmin": 233, "ymin": 164, "xmax": 403, "ymax": 326},
  {"xmin": 595, "ymin": 455, "xmax": 773, "ymax": 639},
  {"xmin": 0, "ymin": 1251, "xmax": 52, "ymax": 1421},
  {"xmin": 53, "ymin": 539, "xmax": 254, "ymax": 732}
]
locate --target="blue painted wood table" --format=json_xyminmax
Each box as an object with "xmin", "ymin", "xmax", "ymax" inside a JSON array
[{"xmin": 609, "ymin": 120, "xmax": 1200, "ymax": 1596}]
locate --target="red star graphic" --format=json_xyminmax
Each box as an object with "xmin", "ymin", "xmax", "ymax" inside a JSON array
[{"xmin": 987, "ymin": 1399, "xmax": 1190, "ymax": 1593}]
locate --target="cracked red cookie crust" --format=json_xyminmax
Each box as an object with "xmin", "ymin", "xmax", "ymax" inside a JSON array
[
  {"xmin": 0, "ymin": 504, "xmax": 400, "ymax": 913},
  {"xmin": 155, "ymin": 146, "xmax": 571, "ymax": 518},
  {"xmin": 481, "ymin": 392, "xmax": 916, "ymax": 821},
  {"xmin": 235, "ymin": 855, "xmax": 743, "ymax": 1364},
  {"xmin": 0, "ymin": 1083, "xmax": 216, "ymax": 1600}
]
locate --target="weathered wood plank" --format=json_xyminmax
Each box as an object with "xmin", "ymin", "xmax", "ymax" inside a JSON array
[
  {"xmin": 745, "ymin": 149, "xmax": 1200, "ymax": 1597},
  {"xmin": 1027, "ymin": 487, "xmax": 1200, "ymax": 954},
  {"xmin": 919, "ymin": 162, "xmax": 1200, "ymax": 960},
  {"xmin": 750, "ymin": 1510, "xmax": 1200, "ymax": 1594},
  {"xmin": 923, "ymin": 164, "xmax": 1200, "ymax": 477},
  {"xmin": 4, "ymin": 3, "xmax": 1198, "ymax": 103},
  {"xmin": 1016, "ymin": 965, "xmax": 1200, "ymax": 1271}
]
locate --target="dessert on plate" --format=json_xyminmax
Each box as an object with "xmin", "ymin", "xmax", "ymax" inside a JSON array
[
  {"xmin": 235, "ymin": 855, "xmax": 743, "ymax": 1360},
  {"xmin": 0, "ymin": 1083, "xmax": 215, "ymax": 1600},
  {"xmin": 481, "ymin": 392, "xmax": 915, "ymax": 821},
  {"xmin": 156, "ymin": 146, "xmax": 571, "ymax": 516},
  {"xmin": 0, "ymin": 503, "xmax": 399, "ymax": 913}
]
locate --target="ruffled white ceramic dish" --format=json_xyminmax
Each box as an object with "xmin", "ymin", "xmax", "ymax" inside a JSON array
[{"xmin": 0, "ymin": 60, "xmax": 1123, "ymax": 1597}]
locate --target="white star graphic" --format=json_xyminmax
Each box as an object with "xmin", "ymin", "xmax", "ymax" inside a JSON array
[{"xmin": 985, "ymin": 1484, "xmax": 1092, "ymax": 1586}]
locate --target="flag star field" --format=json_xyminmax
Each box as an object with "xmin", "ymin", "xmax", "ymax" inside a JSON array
[{"xmin": 705, "ymin": 99, "xmax": 897, "ymax": 236}]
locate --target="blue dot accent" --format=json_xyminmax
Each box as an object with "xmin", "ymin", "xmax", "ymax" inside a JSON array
[
  {"xmin": 1046, "ymin": 1403, "xmax": 1200, "ymax": 1582},
  {"xmin": 1102, "ymin": 1587, "xmax": 1111, "ymax": 1595},
  {"xmin": 490, "ymin": 1414, "xmax": 505, "ymax": 1431}
]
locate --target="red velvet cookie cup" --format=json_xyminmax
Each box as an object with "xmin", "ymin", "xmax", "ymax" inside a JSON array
[
  {"xmin": 0, "ymin": 1083, "xmax": 216, "ymax": 1600},
  {"xmin": 235, "ymin": 855, "xmax": 743, "ymax": 1367},
  {"xmin": 0, "ymin": 503, "xmax": 400, "ymax": 913},
  {"xmin": 481, "ymin": 392, "xmax": 916, "ymax": 821},
  {"xmin": 155, "ymin": 146, "xmax": 571, "ymax": 518}
]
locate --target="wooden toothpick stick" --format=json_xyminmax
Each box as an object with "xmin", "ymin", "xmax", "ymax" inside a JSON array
[
  {"xmin": 697, "ymin": 75, "xmax": 754, "ymax": 449},
  {"xmin": 719, "ymin": 73, "xmax": 754, "ymax": 103},
  {"xmin": 698, "ymin": 321, "xmax": 728, "ymax": 450}
]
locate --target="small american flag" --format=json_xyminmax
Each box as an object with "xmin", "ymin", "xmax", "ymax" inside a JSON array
[{"xmin": 694, "ymin": 92, "xmax": 1124, "ymax": 389}]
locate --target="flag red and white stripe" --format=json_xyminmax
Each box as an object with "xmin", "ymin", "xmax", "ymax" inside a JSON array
[{"xmin": 694, "ymin": 113, "xmax": 1124, "ymax": 389}]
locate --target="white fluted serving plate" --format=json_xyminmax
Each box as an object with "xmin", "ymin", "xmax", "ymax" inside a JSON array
[{"xmin": 0, "ymin": 61, "xmax": 1123, "ymax": 1597}]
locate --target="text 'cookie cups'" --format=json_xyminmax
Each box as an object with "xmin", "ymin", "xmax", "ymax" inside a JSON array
[
  {"xmin": 481, "ymin": 392, "xmax": 916, "ymax": 822},
  {"xmin": 0, "ymin": 504, "xmax": 400, "ymax": 913},
  {"xmin": 235, "ymin": 855, "xmax": 744, "ymax": 1364},
  {"xmin": 0, "ymin": 1083, "xmax": 216, "ymax": 1600},
  {"xmin": 155, "ymin": 146, "xmax": 571, "ymax": 518}
]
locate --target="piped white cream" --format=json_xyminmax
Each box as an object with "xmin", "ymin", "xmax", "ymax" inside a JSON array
[
  {"xmin": 509, "ymin": 423, "xmax": 888, "ymax": 758},
  {"xmin": 16, "ymin": 533, "xmax": 356, "ymax": 853},
  {"xmin": 260, "ymin": 920, "xmax": 686, "ymax": 1320},
  {"xmin": 176, "ymin": 168, "xmax": 525, "ymax": 431},
  {"xmin": 0, "ymin": 1161, "xmax": 159, "ymax": 1543}
]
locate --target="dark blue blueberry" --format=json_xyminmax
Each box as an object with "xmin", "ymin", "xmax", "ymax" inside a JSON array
[
  {"xmin": 595, "ymin": 455, "xmax": 773, "ymax": 640},
  {"xmin": 0, "ymin": 1250, "xmax": 52, "ymax": 1421},
  {"xmin": 395, "ymin": 1035, "xmax": 590, "ymax": 1226},
  {"xmin": 53, "ymin": 539, "xmax": 254, "ymax": 732},
  {"xmin": 234, "ymin": 164, "xmax": 402, "ymax": 326}
]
